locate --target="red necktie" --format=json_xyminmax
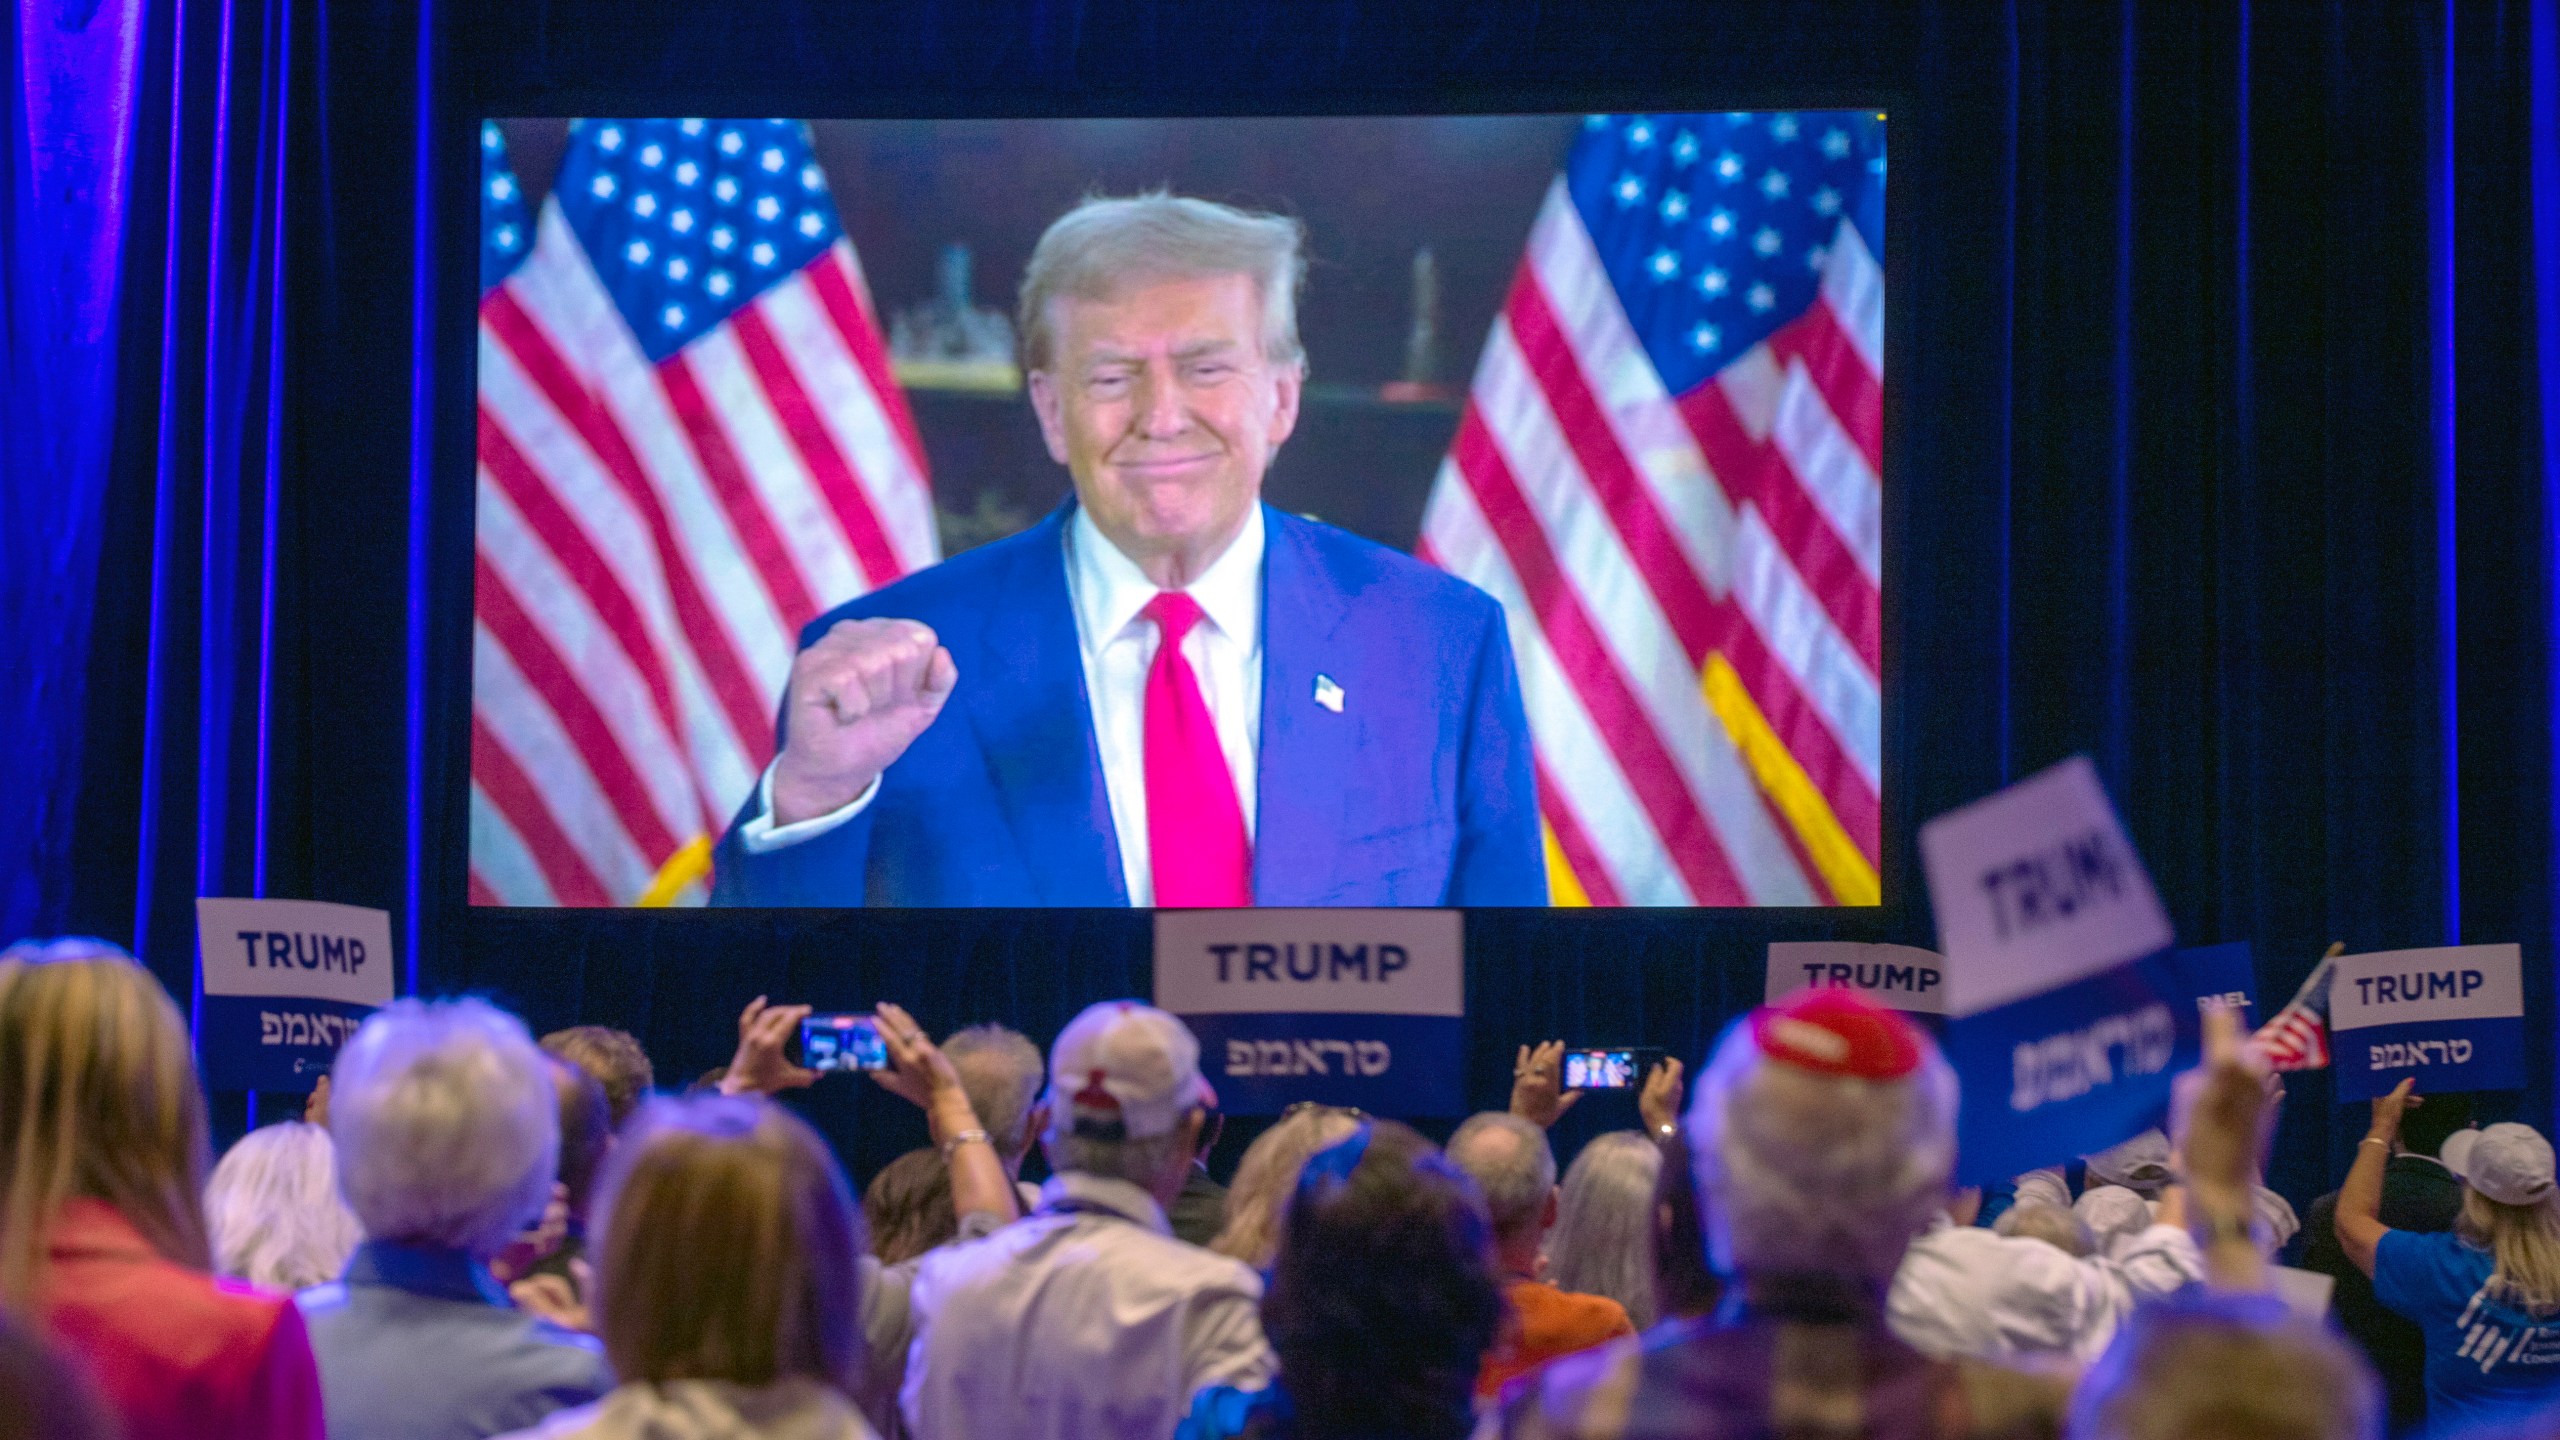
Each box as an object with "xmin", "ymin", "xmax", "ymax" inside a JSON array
[{"xmin": 1142, "ymin": 591, "xmax": 1253, "ymax": 906}]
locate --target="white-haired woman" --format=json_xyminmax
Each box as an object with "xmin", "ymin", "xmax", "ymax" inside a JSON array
[
  {"xmin": 1543, "ymin": 1131, "xmax": 1665, "ymax": 1330},
  {"xmin": 206, "ymin": 1121, "xmax": 363, "ymax": 1290},
  {"xmin": 297, "ymin": 997, "xmax": 608, "ymax": 1439},
  {"xmin": 2338, "ymin": 1088, "xmax": 2560, "ymax": 1432}
]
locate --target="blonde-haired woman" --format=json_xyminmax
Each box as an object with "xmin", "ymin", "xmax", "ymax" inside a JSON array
[
  {"xmin": 493, "ymin": 1092, "xmax": 878, "ymax": 1440},
  {"xmin": 1208, "ymin": 1104, "xmax": 1366, "ymax": 1268},
  {"xmin": 0, "ymin": 937, "xmax": 324, "ymax": 1440},
  {"xmin": 2338, "ymin": 1084, "xmax": 2560, "ymax": 1432}
]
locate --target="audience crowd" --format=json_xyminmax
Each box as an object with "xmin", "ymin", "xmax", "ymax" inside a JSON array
[{"xmin": 8, "ymin": 929, "xmax": 2560, "ymax": 1440}]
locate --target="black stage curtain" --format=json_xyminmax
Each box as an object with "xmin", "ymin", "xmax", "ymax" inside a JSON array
[{"xmin": 10, "ymin": 0, "xmax": 2556, "ymax": 1198}]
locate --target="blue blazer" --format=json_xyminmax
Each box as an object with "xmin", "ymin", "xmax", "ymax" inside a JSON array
[{"xmin": 709, "ymin": 502, "xmax": 1546, "ymax": 907}]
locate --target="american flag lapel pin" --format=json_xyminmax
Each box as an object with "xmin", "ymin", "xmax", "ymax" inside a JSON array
[{"xmin": 1313, "ymin": 675, "xmax": 1344, "ymax": 713}]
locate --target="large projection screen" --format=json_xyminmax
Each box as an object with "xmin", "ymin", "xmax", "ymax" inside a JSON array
[{"xmin": 467, "ymin": 113, "xmax": 1887, "ymax": 909}]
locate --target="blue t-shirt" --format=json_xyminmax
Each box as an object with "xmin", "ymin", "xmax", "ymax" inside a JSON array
[{"xmin": 2374, "ymin": 1228, "xmax": 2560, "ymax": 1431}]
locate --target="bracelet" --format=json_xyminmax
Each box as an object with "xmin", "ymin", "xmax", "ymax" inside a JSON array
[
  {"xmin": 939, "ymin": 1127, "xmax": 992, "ymax": 1160},
  {"xmin": 2360, "ymin": 1136, "xmax": 2392, "ymax": 1150}
]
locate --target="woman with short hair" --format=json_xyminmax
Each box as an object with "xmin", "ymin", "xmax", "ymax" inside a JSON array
[
  {"xmin": 0, "ymin": 937, "xmax": 325, "ymax": 1440},
  {"xmin": 494, "ymin": 1092, "xmax": 878, "ymax": 1439},
  {"xmin": 206, "ymin": 1121, "xmax": 364, "ymax": 1291},
  {"xmin": 2338, "ymin": 1089, "xmax": 2560, "ymax": 1432}
]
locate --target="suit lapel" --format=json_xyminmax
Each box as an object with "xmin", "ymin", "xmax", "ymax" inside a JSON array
[
  {"xmin": 968, "ymin": 505, "xmax": 1128, "ymax": 904},
  {"xmin": 1253, "ymin": 507, "xmax": 1355, "ymax": 904}
]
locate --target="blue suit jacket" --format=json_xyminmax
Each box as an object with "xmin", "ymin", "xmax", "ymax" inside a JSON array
[{"xmin": 709, "ymin": 502, "xmax": 1545, "ymax": 907}]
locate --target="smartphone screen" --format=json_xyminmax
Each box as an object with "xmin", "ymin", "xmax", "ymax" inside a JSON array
[
  {"xmin": 1563, "ymin": 1048, "xmax": 1639, "ymax": 1090},
  {"xmin": 801, "ymin": 1013, "xmax": 889, "ymax": 1072}
]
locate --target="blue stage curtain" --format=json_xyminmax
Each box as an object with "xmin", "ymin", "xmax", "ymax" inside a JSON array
[
  {"xmin": 6, "ymin": 0, "xmax": 2560, "ymax": 1195},
  {"xmin": 0, "ymin": 0, "xmax": 418, "ymax": 1008}
]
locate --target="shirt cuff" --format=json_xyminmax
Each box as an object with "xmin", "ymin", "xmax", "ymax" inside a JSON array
[{"xmin": 735, "ymin": 764, "xmax": 880, "ymax": 853}]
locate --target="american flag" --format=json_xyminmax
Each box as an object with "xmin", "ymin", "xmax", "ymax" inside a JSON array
[
  {"xmin": 1421, "ymin": 113, "xmax": 1885, "ymax": 905},
  {"xmin": 470, "ymin": 120, "xmax": 937, "ymax": 906},
  {"xmin": 2251, "ymin": 950, "xmax": 2338, "ymax": 1072}
]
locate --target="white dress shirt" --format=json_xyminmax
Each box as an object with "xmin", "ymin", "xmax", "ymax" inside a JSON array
[
  {"xmin": 900, "ymin": 1171, "xmax": 1275, "ymax": 1440},
  {"xmin": 1886, "ymin": 1214, "xmax": 2203, "ymax": 1367},
  {"xmin": 737, "ymin": 506, "xmax": 1265, "ymax": 906}
]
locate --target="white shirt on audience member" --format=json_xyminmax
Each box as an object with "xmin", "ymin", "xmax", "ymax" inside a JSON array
[
  {"xmin": 900, "ymin": 1170, "xmax": 1275, "ymax": 1440},
  {"xmin": 737, "ymin": 505, "xmax": 1264, "ymax": 907},
  {"xmin": 1886, "ymin": 1213, "xmax": 2203, "ymax": 1367}
]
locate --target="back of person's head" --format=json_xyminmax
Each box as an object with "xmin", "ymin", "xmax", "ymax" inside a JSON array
[
  {"xmin": 1210, "ymin": 1104, "xmax": 1366, "ymax": 1266},
  {"xmin": 331, "ymin": 997, "xmax": 558, "ymax": 1256},
  {"xmin": 1041, "ymin": 1001, "xmax": 1213, "ymax": 1191},
  {"xmin": 2074, "ymin": 1185, "xmax": 2154, "ymax": 1257},
  {"xmin": 205, "ymin": 1121, "xmax": 363, "ymax": 1289},
  {"xmin": 547, "ymin": 1056, "xmax": 612, "ymax": 1222},
  {"xmin": 2448, "ymin": 1123, "xmax": 2560, "ymax": 1315},
  {"xmin": 0, "ymin": 938, "xmax": 211, "ymax": 1311},
  {"xmin": 540, "ymin": 1025, "xmax": 655, "ymax": 1129},
  {"xmin": 1650, "ymin": 1126, "xmax": 1721, "ymax": 1321},
  {"xmin": 0, "ymin": 1313, "xmax": 115, "ymax": 1440},
  {"xmin": 1263, "ymin": 1122, "xmax": 1502, "ymax": 1440},
  {"xmin": 864, "ymin": 1146, "xmax": 956, "ymax": 1266},
  {"xmin": 2399, "ymin": 1091, "xmax": 2475, "ymax": 1159},
  {"xmin": 1688, "ymin": 988, "xmax": 1956, "ymax": 1289},
  {"xmin": 592, "ymin": 1093, "xmax": 862, "ymax": 1392},
  {"xmin": 1544, "ymin": 1131, "xmax": 1664, "ymax": 1328},
  {"xmin": 2068, "ymin": 1290, "xmax": 2379, "ymax": 1440},
  {"xmin": 1994, "ymin": 1201, "xmax": 2094, "ymax": 1258},
  {"xmin": 1447, "ymin": 1111, "xmax": 1557, "ymax": 1248},
  {"xmin": 943, "ymin": 1023, "xmax": 1045, "ymax": 1163}
]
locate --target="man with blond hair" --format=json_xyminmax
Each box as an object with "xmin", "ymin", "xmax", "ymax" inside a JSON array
[{"xmin": 712, "ymin": 191, "xmax": 1542, "ymax": 908}]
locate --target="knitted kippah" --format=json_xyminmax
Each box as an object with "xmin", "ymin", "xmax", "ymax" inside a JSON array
[{"xmin": 1749, "ymin": 985, "xmax": 1923, "ymax": 1080}]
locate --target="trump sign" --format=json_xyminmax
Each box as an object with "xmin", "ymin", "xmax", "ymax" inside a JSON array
[
  {"xmin": 1921, "ymin": 756, "xmax": 2197, "ymax": 1185},
  {"xmin": 1155, "ymin": 909, "xmax": 1464, "ymax": 1116},
  {"xmin": 195, "ymin": 897, "xmax": 394, "ymax": 1091},
  {"xmin": 1765, "ymin": 941, "xmax": 1948, "ymax": 1016},
  {"xmin": 2330, "ymin": 945, "xmax": 2523, "ymax": 1100}
]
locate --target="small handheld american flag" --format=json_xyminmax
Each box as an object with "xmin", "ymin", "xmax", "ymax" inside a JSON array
[{"xmin": 2250, "ymin": 942, "xmax": 2342, "ymax": 1072}]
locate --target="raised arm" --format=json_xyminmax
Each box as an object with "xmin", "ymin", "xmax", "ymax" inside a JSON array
[
  {"xmin": 2336, "ymin": 1079, "xmax": 2417, "ymax": 1277},
  {"xmin": 873, "ymin": 1002, "xmax": 1021, "ymax": 1228}
]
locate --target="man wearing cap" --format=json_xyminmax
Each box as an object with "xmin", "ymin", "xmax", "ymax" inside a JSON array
[
  {"xmin": 2339, "ymin": 1090, "xmax": 2560, "ymax": 1432},
  {"xmin": 900, "ymin": 1001, "xmax": 1273, "ymax": 1439},
  {"xmin": 1484, "ymin": 988, "xmax": 2069, "ymax": 1439}
]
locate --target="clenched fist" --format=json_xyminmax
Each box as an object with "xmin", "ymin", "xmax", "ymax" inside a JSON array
[{"xmin": 769, "ymin": 618, "xmax": 957, "ymax": 825}]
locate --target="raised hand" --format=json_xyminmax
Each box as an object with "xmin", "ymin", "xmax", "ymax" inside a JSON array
[
  {"xmin": 1639, "ymin": 1056, "xmax": 1686, "ymax": 1140},
  {"xmin": 718, "ymin": 995, "xmax": 820, "ymax": 1097},
  {"xmin": 770, "ymin": 618, "xmax": 958, "ymax": 824},
  {"xmin": 1510, "ymin": 1041, "xmax": 1580, "ymax": 1129}
]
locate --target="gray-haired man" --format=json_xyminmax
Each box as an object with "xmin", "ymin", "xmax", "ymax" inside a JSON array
[{"xmin": 711, "ymin": 192, "xmax": 1543, "ymax": 909}]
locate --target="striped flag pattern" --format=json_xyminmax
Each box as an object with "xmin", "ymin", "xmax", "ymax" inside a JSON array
[
  {"xmin": 470, "ymin": 120, "xmax": 937, "ymax": 906},
  {"xmin": 1422, "ymin": 113, "xmax": 1886, "ymax": 906},
  {"xmin": 2251, "ymin": 953, "xmax": 2337, "ymax": 1072}
]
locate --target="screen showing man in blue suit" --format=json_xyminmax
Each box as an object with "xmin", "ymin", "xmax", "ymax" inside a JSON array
[
  {"xmin": 708, "ymin": 193, "xmax": 1546, "ymax": 906},
  {"xmin": 469, "ymin": 115, "xmax": 1889, "ymax": 909}
]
